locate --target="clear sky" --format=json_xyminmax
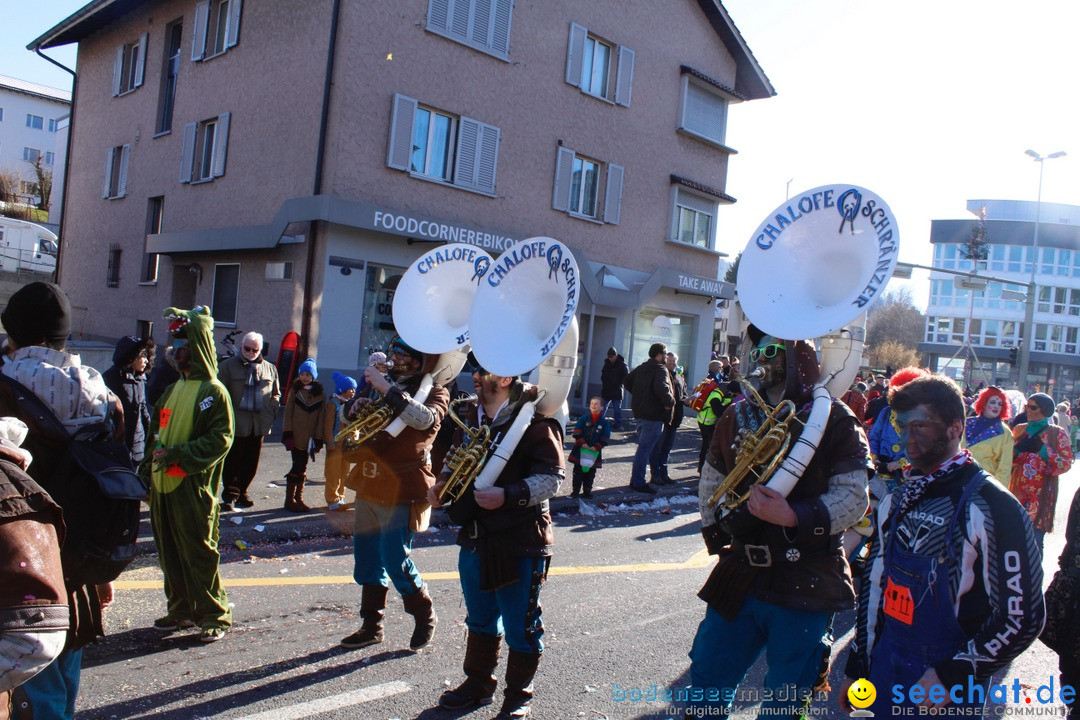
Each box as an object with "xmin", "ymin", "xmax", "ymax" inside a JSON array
[{"xmin": 5, "ymin": 1, "xmax": 1079, "ymax": 309}]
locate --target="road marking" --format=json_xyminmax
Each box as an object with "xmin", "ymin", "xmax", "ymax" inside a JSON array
[
  {"xmin": 229, "ymin": 680, "xmax": 410, "ymax": 720},
  {"xmin": 114, "ymin": 548, "xmax": 713, "ymax": 590}
]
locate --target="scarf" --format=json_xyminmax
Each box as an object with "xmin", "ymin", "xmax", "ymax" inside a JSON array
[
  {"xmin": 965, "ymin": 415, "xmax": 1004, "ymax": 446},
  {"xmin": 1025, "ymin": 418, "xmax": 1050, "ymax": 436},
  {"xmin": 240, "ymin": 361, "xmax": 259, "ymax": 413},
  {"xmin": 895, "ymin": 449, "xmax": 972, "ymax": 518}
]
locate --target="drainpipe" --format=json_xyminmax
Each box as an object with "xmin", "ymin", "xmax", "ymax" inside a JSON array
[
  {"xmin": 299, "ymin": 0, "xmax": 342, "ymax": 359},
  {"xmin": 34, "ymin": 48, "xmax": 76, "ymax": 284}
]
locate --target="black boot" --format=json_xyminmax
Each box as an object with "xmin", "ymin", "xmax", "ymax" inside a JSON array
[
  {"xmin": 401, "ymin": 584, "xmax": 437, "ymax": 649},
  {"xmin": 492, "ymin": 650, "xmax": 540, "ymax": 718},
  {"xmin": 582, "ymin": 477, "xmax": 594, "ymax": 499},
  {"xmin": 439, "ymin": 632, "xmax": 501, "ymax": 710},
  {"xmin": 340, "ymin": 584, "xmax": 388, "ymax": 648}
]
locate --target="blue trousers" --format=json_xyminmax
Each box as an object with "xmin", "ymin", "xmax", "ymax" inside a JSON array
[
  {"xmin": 630, "ymin": 419, "xmax": 665, "ymax": 487},
  {"xmin": 16, "ymin": 647, "xmax": 83, "ymax": 719},
  {"xmin": 352, "ymin": 499, "xmax": 423, "ymax": 596},
  {"xmin": 687, "ymin": 599, "xmax": 831, "ymax": 715},
  {"xmin": 650, "ymin": 418, "xmax": 681, "ymax": 478},
  {"xmin": 603, "ymin": 399, "xmax": 623, "ymax": 429},
  {"xmin": 459, "ymin": 547, "xmax": 546, "ymax": 654}
]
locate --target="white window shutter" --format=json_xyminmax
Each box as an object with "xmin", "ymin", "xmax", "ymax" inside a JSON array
[
  {"xmin": 565, "ymin": 23, "xmax": 586, "ymax": 87},
  {"xmin": 682, "ymin": 82, "xmax": 727, "ymax": 144},
  {"xmin": 192, "ymin": 1, "xmax": 209, "ymax": 61},
  {"xmin": 469, "ymin": 0, "xmax": 491, "ymax": 47},
  {"xmin": 615, "ymin": 46, "xmax": 634, "ymax": 107},
  {"xmin": 454, "ymin": 117, "xmax": 480, "ymax": 189},
  {"xmin": 112, "ymin": 46, "xmax": 124, "ymax": 96},
  {"xmin": 134, "ymin": 34, "xmax": 148, "ymax": 88},
  {"xmin": 491, "ymin": 0, "xmax": 513, "ymax": 55},
  {"xmin": 427, "ymin": 0, "xmax": 451, "ymax": 33},
  {"xmin": 475, "ymin": 122, "xmax": 500, "ymax": 194},
  {"xmin": 118, "ymin": 144, "xmax": 131, "ymax": 197},
  {"xmin": 213, "ymin": 112, "xmax": 230, "ymax": 177},
  {"xmin": 552, "ymin": 146, "xmax": 575, "ymax": 211},
  {"xmin": 180, "ymin": 122, "xmax": 197, "ymax": 182},
  {"xmin": 103, "ymin": 147, "xmax": 114, "ymax": 198},
  {"xmin": 387, "ymin": 94, "xmax": 418, "ymax": 171},
  {"xmin": 603, "ymin": 163, "xmax": 624, "ymax": 225},
  {"xmin": 448, "ymin": 0, "xmax": 470, "ymax": 40},
  {"xmin": 226, "ymin": 0, "xmax": 243, "ymax": 48}
]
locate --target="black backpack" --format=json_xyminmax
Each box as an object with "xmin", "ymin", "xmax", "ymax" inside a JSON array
[{"xmin": 0, "ymin": 374, "xmax": 147, "ymax": 587}]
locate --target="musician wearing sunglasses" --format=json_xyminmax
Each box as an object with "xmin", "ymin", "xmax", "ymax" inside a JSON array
[
  {"xmin": 217, "ymin": 331, "xmax": 280, "ymax": 512},
  {"xmin": 427, "ymin": 361, "xmax": 564, "ymax": 720},
  {"xmin": 339, "ymin": 336, "xmax": 449, "ymax": 653},
  {"xmin": 840, "ymin": 374, "xmax": 1044, "ymax": 715},
  {"xmin": 1009, "ymin": 392, "xmax": 1074, "ymax": 551},
  {"xmin": 689, "ymin": 325, "xmax": 872, "ymax": 717}
]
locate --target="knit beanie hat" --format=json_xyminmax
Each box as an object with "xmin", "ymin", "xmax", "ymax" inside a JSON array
[
  {"xmin": 1028, "ymin": 393, "xmax": 1055, "ymax": 418},
  {"xmin": 298, "ymin": 357, "xmax": 318, "ymax": 380},
  {"xmin": 332, "ymin": 371, "xmax": 357, "ymax": 395},
  {"xmin": 2, "ymin": 281, "xmax": 71, "ymax": 347},
  {"xmin": 607, "ymin": 347, "xmax": 617, "ymax": 357}
]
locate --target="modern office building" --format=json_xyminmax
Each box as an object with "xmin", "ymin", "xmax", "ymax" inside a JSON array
[
  {"xmin": 0, "ymin": 74, "xmax": 70, "ymax": 217},
  {"xmin": 920, "ymin": 199, "xmax": 1080, "ymax": 399},
  {"xmin": 30, "ymin": 0, "xmax": 774, "ymax": 405}
]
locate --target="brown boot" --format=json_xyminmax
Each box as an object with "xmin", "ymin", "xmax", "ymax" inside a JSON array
[
  {"xmin": 493, "ymin": 650, "xmax": 540, "ymax": 718},
  {"xmin": 401, "ymin": 584, "xmax": 437, "ymax": 650},
  {"xmin": 284, "ymin": 473, "xmax": 311, "ymax": 513},
  {"xmin": 340, "ymin": 584, "xmax": 387, "ymax": 648},
  {"xmin": 438, "ymin": 632, "xmax": 501, "ymax": 710}
]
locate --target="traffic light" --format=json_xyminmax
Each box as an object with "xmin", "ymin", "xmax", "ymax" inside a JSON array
[{"xmin": 1008, "ymin": 347, "xmax": 1019, "ymax": 366}]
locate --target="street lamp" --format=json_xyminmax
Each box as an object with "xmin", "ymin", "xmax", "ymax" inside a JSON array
[{"xmin": 1018, "ymin": 149, "xmax": 1067, "ymax": 390}]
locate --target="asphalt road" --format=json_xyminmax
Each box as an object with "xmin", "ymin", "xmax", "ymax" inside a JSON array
[{"xmin": 71, "ymin": 423, "xmax": 1076, "ymax": 719}]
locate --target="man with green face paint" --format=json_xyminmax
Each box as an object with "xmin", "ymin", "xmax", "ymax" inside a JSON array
[
  {"xmin": 841, "ymin": 374, "xmax": 1044, "ymax": 716},
  {"xmin": 142, "ymin": 306, "xmax": 235, "ymax": 643}
]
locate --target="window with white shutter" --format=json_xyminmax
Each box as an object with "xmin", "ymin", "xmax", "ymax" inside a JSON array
[
  {"xmin": 386, "ymin": 94, "xmax": 500, "ymax": 196},
  {"xmin": 193, "ymin": 0, "xmax": 242, "ymax": 62},
  {"xmin": 426, "ymin": 0, "xmax": 513, "ymax": 61},
  {"xmin": 180, "ymin": 114, "xmax": 231, "ymax": 184},
  {"xmin": 113, "ymin": 34, "xmax": 147, "ymax": 96},
  {"xmin": 670, "ymin": 187, "xmax": 718, "ymax": 249},
  {"xmin": 103, "ymin": 144, "xmax": 131, "ymax": 199},
  {"xmin": 678, "ymin": 76, "xmax": 730, "ymax": 148},
  {"xmin": 552, "ymin": 145, "xmax": 622, "ymax": 224},
  {"xmin": 564, "ymin": 22, "xmax": 633, "ymax": 107}
]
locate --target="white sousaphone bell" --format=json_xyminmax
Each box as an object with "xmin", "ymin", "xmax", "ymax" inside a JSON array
[{"xmin": 716, "ymin": 184, "xmax": 900, "ymax": 532}]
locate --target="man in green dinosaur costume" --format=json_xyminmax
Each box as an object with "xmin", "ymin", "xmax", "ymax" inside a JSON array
[{"xmin": 141, "ymin": 306, "xmax": 235, "ymax": 642}]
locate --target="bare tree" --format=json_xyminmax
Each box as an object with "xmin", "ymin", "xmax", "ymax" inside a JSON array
[
  {"xmin": 865, "ymin": 289, "xmax": 925, "ymax": 356},
  {"xmin": 867, "ymin": 340, "xmax": 921, "ymax": 371},
  {"xmin": 30, "ymin": 158, "xmax": 52, "ymax": 212},
  {"xmin": 0, "ymin": 169, "xmax": 18, "ymax": 206}
]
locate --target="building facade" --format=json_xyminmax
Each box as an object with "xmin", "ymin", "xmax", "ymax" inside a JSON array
[
  {"xmin": 32, "ymin": 0, "xmax": 774, "ymax": 406},
  {"xmin": 0, "ymin": 74, "xmax": 70, "ymax": 217},
  {"xmin": 921, "ymin": 199, "xmax": 1080, "ymax": 400}
]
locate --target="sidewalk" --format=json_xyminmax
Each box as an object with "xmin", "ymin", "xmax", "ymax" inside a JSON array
[{"xmin": 135, "ymin": 418, "xmax": 705, "ymax": 552}]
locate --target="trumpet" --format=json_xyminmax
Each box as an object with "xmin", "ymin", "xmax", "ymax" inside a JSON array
[
  {"xmin": 707, "ymin": 367, "xmax": 804, "ymax": 510},
  {"xmin": 335, "ymin": 393, "xmax": 397, "ymax": 450},
  {"xmin": 438, "ymin": 395, "xmax": 494, "ymax": 503}
]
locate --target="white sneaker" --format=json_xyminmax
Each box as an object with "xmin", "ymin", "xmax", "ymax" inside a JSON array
[{"xmin": 328, "ymin": 501, "xmax": 341, "ymax": 511}]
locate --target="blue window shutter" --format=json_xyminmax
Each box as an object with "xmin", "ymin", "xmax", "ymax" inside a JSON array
[
  {"xmin": 565, "ymin": 23, "xmax": 586, "ymax": 87},
  {"xmin": 427, "ymin": 0, "xmax": 450, "ymax": 32},
  {"xmin": 553, "ymin": 146, "xmax": 575, "ymax": 211},
  {"xmin": 192, "ymin": 1, "xmax": 209, "ymax": 60},
  {"xmin": 491, "ymin": 0, "xmax": 513, "ymax": 55},
  {"xmin": 180, "ymin": 122, "xmax": 197, "ymax": 182},
  {"xmin": 615, "ymin": 46, "xmax": 634, "ymax": 107},
  {"xmin": 603, "ymin": 163, "xmax": 624, "ymax": 225},
  {"xmin": 387, "ymin": 94, "xmax": 418, "ymax": 171},
  {"xmin": 112, "ymin": 46, "xmax": 124, "ymax": 96},
  {"xmin": 226, "ymin": 0, "xmax": 242, "ymax": 48},
  {"xmin": 213, "ymin": 112, "xmax": 230, "ymax": 177},
  {"xmin": 118, "ymin": 144, "xmax": 131, "ymax": 197},
  {"xmin": 103, "ymin": 147, "xmax": 114, "ymax": 198}
]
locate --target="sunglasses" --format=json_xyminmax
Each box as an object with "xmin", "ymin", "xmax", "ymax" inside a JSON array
[
  {"xmin": 1026, "ymin": 404, "xmax": 1040, "ymax": 411},
  {"xmin": 749, "ymin": 343, "xmax": 785, "ymax": 363},
  {"xmin": 242, "ymin": 345, "xmax": 260, "ymax": 353}
]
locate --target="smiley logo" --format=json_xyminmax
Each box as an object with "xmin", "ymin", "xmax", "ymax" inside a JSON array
[{"xmin": 847, "ymin": 678, "xmax": 876, "ymax": 709}]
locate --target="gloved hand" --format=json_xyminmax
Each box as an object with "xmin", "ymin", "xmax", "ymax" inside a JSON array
[
  {"xmin": 312, "ymin": 439, "xmax": 324, "ymax": 457},
  {"xmin": 701, "ymin": 523, "xmax": 729, "ymax": 556},
  {"xmin": 282, "ymin": 431, "xmax": 295, "ymax": 452}
]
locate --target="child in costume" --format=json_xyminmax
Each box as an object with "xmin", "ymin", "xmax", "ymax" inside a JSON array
[
  {"xmin": 324, "ymin": 371, "xmax": 357, "ymax": 511},
  {"xmin": 281, "ymin": 358, "xmax": 325, "ymax": 512},
  {"xmin": 568, "ymin": 396, "xmax": 611, "ymax": 499}
]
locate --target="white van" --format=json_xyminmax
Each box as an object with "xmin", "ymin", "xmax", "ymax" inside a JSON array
[{"xmin": 0, "ymin": 217, "xmax": 58, "ymax": 275}]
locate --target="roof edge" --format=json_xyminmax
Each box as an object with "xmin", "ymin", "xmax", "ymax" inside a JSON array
[{"xmin": 695, "ymin": 0, "xmax": 776, "ymax": 101}]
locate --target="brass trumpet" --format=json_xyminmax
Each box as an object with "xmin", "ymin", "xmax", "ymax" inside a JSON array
[
  {"xmin": 335, "ymin": 396, "xmax": 396, "ymax": 451},
  {"xmin": 438, "ymin": 395, "xmax": 494, "ymax": 503},
  {"xmin": 706, "ymin": 368, "xmax": 804, "ymax": 510}
]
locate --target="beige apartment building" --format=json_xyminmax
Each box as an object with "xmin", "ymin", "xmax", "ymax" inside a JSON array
[{"xmin": 32, "ymin": 0, "xmax": 773, "ymax": 405}]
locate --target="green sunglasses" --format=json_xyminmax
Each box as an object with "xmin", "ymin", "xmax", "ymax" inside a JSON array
[{"xmin": 749, "ymin": 343, "xmax": 785, "ymax": 363}]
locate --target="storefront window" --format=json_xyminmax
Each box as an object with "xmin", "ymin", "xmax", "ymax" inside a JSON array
[
  {"xmin": 631, "ymin": 308, "xmax": 695, "ymax": 376},
  {"xmin": 358, "ymin": 263, "xmax": 406, "ymax": 366}
]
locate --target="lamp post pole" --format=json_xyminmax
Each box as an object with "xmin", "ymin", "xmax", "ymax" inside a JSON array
[{"xmin": 1018, "ymin": 149, "xmax": 1066, "ymax": 392}]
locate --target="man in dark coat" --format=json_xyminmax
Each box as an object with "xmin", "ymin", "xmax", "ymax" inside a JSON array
[
  {"xmin": 623, "ymin": 342, "xmax": 675, "ymax": 494},
  {"xmin": 600, "ymin": 347, "xmax": 628, "ymax": 431}
]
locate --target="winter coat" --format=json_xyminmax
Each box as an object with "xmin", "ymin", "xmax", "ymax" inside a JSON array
[
  {"xmin": 282, "ymin": 379, "xmax": 326, "ymax": 448},
  {"xmin": 624, "ymin": 358, "xmax": 675, "ymax": 423},
  {"xmin": 600, "ymin": 355, "xmax": 628, "ymax": 401},
  {"xmin": 218, "ymin": 354, "xmax": 281, "ymax": 437}
]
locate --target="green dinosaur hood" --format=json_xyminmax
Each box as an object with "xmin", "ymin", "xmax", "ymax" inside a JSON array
[{"xmin": 163, "ymin": 305, "xmax": 218, "ymax": 381}]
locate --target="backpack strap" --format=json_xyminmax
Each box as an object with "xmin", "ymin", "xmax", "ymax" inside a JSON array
[{"xmin": 0, "ymin": 372, "xmax": 71, "ymax": 440}]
